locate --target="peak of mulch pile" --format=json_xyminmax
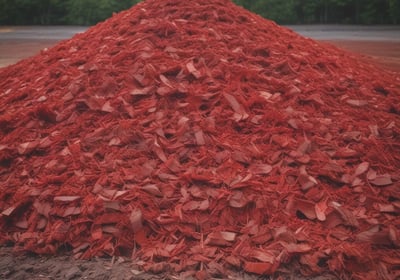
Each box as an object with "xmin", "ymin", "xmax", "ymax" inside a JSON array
[{"xmin": 1, "ymin": 0, "xmax": 399, "ymax": 279}]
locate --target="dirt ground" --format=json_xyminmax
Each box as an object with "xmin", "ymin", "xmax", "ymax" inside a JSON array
[
  {"xmin": 0, "ymin": 246, "xmax": 144, "ymax": 280},
  {"xmin": 322, "ymin": 40, "xmax": 400, "ymax": 73},
  {"xmin": 0, "ymin": 39, "xmax": 58, "ymax": 68},
  {"xmin": 0, "ymin": 31, "xmax": 398, "ymax": 279},
  {"xmin": 0, "ymin": 246, "xmax": 340, "ymax": 280}
]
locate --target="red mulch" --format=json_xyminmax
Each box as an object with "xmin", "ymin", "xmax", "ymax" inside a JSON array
[{"xmin": 0, "ymin": 0, "xmax": 399, "ymax": 279}]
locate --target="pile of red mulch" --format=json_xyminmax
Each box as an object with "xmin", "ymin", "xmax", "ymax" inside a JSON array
[{"xmin": 0, "ymin": 0, "xmax": 399, "ymax": 279}]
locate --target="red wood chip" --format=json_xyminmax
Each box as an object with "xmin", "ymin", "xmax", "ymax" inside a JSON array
[
  {"xmin": 370, "ymin": 174, "xmax": 393, "ymax": 186},
  {"xmin": 0, "ymin": 0, "xmax": 399, "ymax": 278},
  {"xmin": 244, "ymin": 261, "xmax": 278, "ymax": 275}
]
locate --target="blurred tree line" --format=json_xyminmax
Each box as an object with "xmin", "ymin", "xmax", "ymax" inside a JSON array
[
  {"xmin": 235, "ymin": 0, "xmax": 400, "ymax": 24},
  {"xmin": 0, "ymin": 0, "xmax": 399, "ymax": 25},
  {"xmin": 0, "ymin": 0, "xmax": 140, "ymax": 25}
]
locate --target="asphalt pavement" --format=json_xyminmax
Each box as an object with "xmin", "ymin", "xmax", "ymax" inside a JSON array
[
  {"xmin": 1, "ymin": 25, "xmax": 400, "ymax": 41},
  {"xmin": 0, "ymin": 26, "xmax": 87, "ymax": 41},
  {"xmin": 288, "ymin": 25, "xmax": 400, "ymax": 41}
]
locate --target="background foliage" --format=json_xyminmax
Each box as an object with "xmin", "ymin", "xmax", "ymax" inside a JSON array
[{"xmin": 0, "ymin": 0, "xmax": 399, "ymax": 25}]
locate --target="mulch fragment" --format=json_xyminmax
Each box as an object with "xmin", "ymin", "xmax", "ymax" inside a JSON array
[{"xmin": 0, "ymin": 0, "xmax": 399, "ymax": 279}]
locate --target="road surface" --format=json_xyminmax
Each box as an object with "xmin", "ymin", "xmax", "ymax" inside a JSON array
[
  {"xmin": 1, "ymin": 25, "xmax": 399, "ymax": 41},
  {"xmin": 289, "ymin": 25, "xmax": 400, "ymax": 41}
]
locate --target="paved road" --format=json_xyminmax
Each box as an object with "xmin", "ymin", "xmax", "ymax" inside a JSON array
[
  {"xmin": 1, "ymin": 25, "xmax": 400, "ymax": 41},
  {"xmin": 288, "ymin": 25, "xmax": 400, "ymax": 41},
  {"xmin": 0, "ymin": 26, "xmax": 87, "ymax": 40}
]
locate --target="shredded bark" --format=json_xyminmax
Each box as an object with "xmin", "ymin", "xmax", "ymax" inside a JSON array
[{"xmin": 0, "ymin": 0, "xmax": 399, "ymax": 279}]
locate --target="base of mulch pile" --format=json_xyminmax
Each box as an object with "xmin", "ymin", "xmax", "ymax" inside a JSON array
[
  {"xmin": 0, "ymin": 246, "xmax": 339, "ymax": 280},
  {"xmin": 0, "ymin": 245, "xmax": 145, "ymax": 280}
]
